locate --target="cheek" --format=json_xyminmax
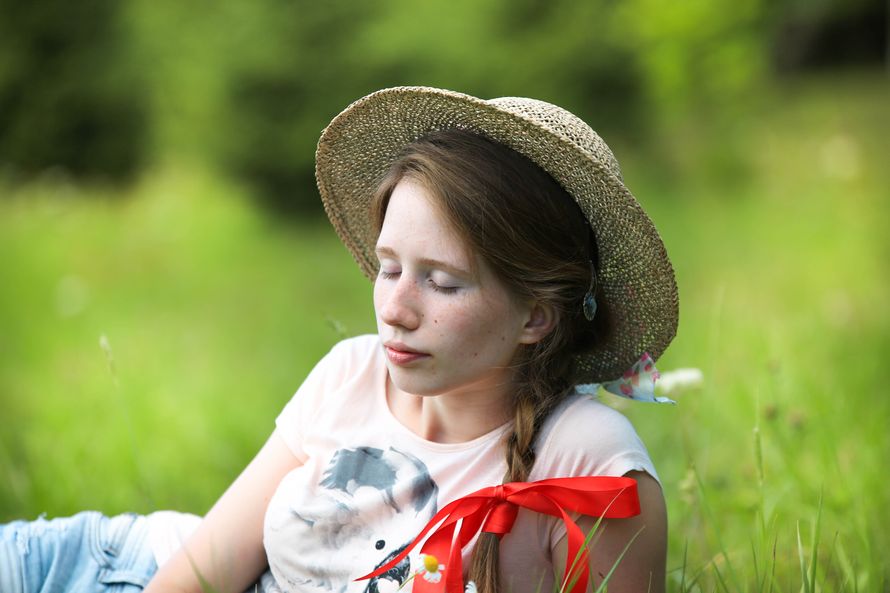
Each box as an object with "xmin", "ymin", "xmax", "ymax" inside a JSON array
[
  {"xmin": 434, "ymin": 301, "xmax": 477, "ymax": 334},
  {"xmin": 444, "ymin": 303, "xmax": 510, "ymax": 346},
  {"xmin": 372, "ymin": 281, "xmax": 386, "ymax": 316}
]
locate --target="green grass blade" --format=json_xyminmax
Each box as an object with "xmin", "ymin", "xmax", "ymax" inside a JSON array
[
  {"xmin": 559, "ymin": 490, "xmax": 628, "ymax": 593},
  {"xmin": 797, "ymin": 520, "xmax": 810, "ymax": 593},
  {"xmin": 808, "ymin": 490, "xmax": 823, "ymax": 589},
  {"xmin": 711, "ymin": 556, "xmax": 731, "ymax": 593},
  {"xmin": 592, "ymin": 526, "xmax": 644, "ymax": 593},
  {"xmin": 692, "ymin": 465, "xmax": 741, "ymax": 590},
  {"xmin": 185, "ymin": 549, "xmax": 220, "ymax": 593},
  {"xmin": 678, "ymin": 539, "xmax": 689, "ymax": 592},
  {"xmin": 827, "ymin": 532, "xmax": 844, "ymax": 593}
]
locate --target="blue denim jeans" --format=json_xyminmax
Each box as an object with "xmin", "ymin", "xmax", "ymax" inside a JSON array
[{"xmin": 0, "ymin": 511, "xmax": 157, "ymax": 593}]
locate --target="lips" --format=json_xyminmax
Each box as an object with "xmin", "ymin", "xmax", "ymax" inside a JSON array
[{"xmin": 383, "ymin": 341, "xmax": 430, "ymax": 365}]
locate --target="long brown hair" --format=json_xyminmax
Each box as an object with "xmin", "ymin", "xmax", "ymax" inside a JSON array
[{"xmin": 371, "ymin": 129, "xmax": 609, "ymax": 593}]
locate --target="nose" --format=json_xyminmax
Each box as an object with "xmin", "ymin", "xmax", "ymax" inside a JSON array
[{"xmin": 376, "ymin": 274, "xmax": 422, "ymax": 331}]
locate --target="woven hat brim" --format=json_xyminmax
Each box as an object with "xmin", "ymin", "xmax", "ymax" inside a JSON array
[{"xmin": 315, "ymin": 86, "xmax": 678, "ymax": 382}]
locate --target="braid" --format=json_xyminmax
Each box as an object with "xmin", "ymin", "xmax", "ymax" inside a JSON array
[
  {"xmin": 469, "ymin": 362, "xmax": 575, "ymax": 593},
  {"xmin": 505, "ymin": 395, "xmax": 538, "ymax": 482},
  {"xmin": 370, "ymin": 129, "xmax": 597, "ymax": 592},
  {"xmin": 469, "ymin": 393, "xmax": 540, "ymax": 593}
]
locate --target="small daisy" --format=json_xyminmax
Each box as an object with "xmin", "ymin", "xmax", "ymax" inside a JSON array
[
  {"xmin": 464, "ymin": 581, "xmax": 478, "ymax": 593},
  {"xmin": 656, "ymin": 367, "xmax": 703, "ymax": 396},
  {"xmin": 419, "ymin": 554, "xmax": 445, "ymax": 583}
]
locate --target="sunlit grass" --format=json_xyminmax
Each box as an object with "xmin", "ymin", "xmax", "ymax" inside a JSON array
[
  {"xmin": 621, "ymin": 73, "xmax": 890, "ymax": 592},
  {"xmin": 1, "ymin": 74, "xmax": 888, "ymax": 591},
  {"xmin": 0, "ymin": 166, "xmax": 376, "ymax": 515}
]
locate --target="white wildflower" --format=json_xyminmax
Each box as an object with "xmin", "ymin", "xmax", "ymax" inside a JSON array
[{"xmin": 655, "ymin": 368, "xmax": 703, "ymax": 396}]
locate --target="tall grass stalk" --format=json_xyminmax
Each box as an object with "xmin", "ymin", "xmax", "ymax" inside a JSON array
[
  {"xmin": 100, "ymin": 333, "xmax": 155, "ymax": 507},
  {"xmin": 752, "ymin": 415, "xmax": 779, "ymax": 593},
  {"xmin": 691, "ymin": 464, "xmax": 742, "ymax": 591},
  {"xmin": 2, "ymin": 74, "xmax": 887, "ymax": 591},
  {"xmin": 795, "ymin": 491, "xmax": 824, "ymax": 593},
  {"xmin": 591, "ymin": 528, "xmax": 645, "ymax": 593},
  {"xmin": 554, "ymin": 490, "xmax": 646, "ymax": 593},
  {"xmin": 677, "ymin": 540, "xmax": 688, "ymax": 592}
]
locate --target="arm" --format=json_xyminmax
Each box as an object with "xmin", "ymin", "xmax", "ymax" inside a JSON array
[
  {"xmin": 553, "ymin": 470, "xmax": 667, "ymax": 593},
  {"xmin": 145, "ymin": 431, "xmax": 304, "ymax": 593}
]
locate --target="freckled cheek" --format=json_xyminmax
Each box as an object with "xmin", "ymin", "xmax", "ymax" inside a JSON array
[
  {"xmin": 372, "ymin": 283, "xmax": 385, "ymax": 313},
  {"xmin": 446, "ymin": 316, "xmax": 501, "ymax": 353},
  {"xmin": 439, "ymin": 305, "xmax": 478, "ymax": 335}
]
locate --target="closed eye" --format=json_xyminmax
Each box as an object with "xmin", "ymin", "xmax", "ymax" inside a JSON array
[
  {"xmin": 428, "ymin": 279, "xmax": 459, "ymax": 294},
  {"xmin": 379, "ymin": 269, "xmax": 459, "ymax": 294}
]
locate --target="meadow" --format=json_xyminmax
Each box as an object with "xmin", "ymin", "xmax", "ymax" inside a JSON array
[{"xmin": 1, "ymin": 74, "xmax": 888, "ymax": 591}]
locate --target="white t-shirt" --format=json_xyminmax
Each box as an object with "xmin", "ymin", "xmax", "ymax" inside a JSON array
[
  {"xmin": 148, "ymin": 335, "xmax": 658, "ymax": 593},
  {"xmin": 264, "ymin": 335, "xmax": 657, "ymax": 593}
]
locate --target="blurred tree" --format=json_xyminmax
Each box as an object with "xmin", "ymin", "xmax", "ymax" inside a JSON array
[
  {"xmin": 0, "ymin": 0, "xmax": 148, "ymax": 182},
  {"xmin": 769, "ymin": 0, "xmax": 888, "ymax": 72},
  {"xmin": 218, "ymin": 0, "xmax": 654, "ymax": 214},
  {"xmin": 214, "ymin": 0, "xmax": 790, "ymax": 213},
  {"xmin": 4, "ymin": 0, "xmax": 883, "ymax": 208},
  {"xmin": 609, "ymin": 0, "xmax": 768, "ymax": 119},
  {"xmin": 221, "ymin": 0, "xmax": 380, "ymax": 215}
]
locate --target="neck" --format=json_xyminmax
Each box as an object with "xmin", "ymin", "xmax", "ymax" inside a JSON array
[{"xmin": 386, "ymin": 375, "xmax": 513, "ymax": 443}]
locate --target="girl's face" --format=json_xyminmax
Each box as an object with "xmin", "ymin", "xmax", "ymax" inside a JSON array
[{"xmin": 374, "ymin": 178, "xmax": 537, "ymax": 403}]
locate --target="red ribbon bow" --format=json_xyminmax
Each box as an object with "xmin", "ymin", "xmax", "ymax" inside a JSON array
[{"xmin": 357, "ymin": 476, "xmax": 639, "ymax": 593}]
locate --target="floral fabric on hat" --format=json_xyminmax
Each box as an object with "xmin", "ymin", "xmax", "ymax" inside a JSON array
[{"xmin": 575, "ymin": 352, "xmax": 676, "ymax": 404}]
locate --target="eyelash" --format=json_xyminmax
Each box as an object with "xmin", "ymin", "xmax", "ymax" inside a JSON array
[
  {"xmin": 378, "ymin": 271, "xmax": 459, "ymax": 294},
  {"xmin": 431, "ymin": 283, "xmax": 459, "ymax": 295}
]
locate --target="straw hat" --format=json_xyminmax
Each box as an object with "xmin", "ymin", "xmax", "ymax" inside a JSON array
[{"xmin": 315, "ymin": 86, "xmax": 678, "ymax": 383}]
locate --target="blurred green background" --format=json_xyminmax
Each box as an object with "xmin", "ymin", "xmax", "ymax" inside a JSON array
[{"xmin": 1, "ymin": 0, "xmax": 888, "ymax": 590}]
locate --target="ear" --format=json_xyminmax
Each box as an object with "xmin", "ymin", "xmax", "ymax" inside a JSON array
[{"xmin": 518, "ymin": 302, "xmax": 557, "ymax": 345}]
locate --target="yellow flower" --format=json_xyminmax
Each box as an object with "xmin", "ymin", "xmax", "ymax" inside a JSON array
[{"xmin": 420, "ymin": 554, "xmax": 445, "ymax": 583}]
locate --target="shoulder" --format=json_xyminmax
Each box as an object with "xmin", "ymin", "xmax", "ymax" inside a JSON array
[
  {"xmin": 531, "ymin": 394, "xmax": 659, "ymax": 482},
  {"xmin": 557, "ymin": 469, "xmax": 667, "ymax": 593},
  {"xmin": 538, "ymin": 394, "xmax": 643, "ymax": 454},
  {"xmin": 280, "ymin": 334, "xmax": 382, "ymax": 413},
  {"xmin": 338, "ymin": 333, "xmax": 381, "ymax": 351},
  {"xmin": 318, "ymin": 334, "xmax": 382, "ymax": 375},
  {"xmin": 328, "ymin": 333, "xmax": 381, "ymax": 358},
  {"xmin": 296, "ymin": 334, "xmax": 384, "ymax": 402},
  {"xmin": 275, "ymin": 335, "xmax": 384, "ymax": 457}
]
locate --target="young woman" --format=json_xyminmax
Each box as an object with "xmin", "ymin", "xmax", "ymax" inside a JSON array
[{"xmin": 1, "ymin": 87, "xmax": 678, "ymax": 593}]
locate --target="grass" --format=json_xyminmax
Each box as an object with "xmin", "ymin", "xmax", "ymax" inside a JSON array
[
  {"xmin": 1, "ymin": 72, "xmax": 888, "ymax": 591},
  {"xmin": 0, "ymin": 167, "xmax": 377, "ymax": 515}
]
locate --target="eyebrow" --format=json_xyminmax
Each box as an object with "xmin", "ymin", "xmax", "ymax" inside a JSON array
[{"xmin": 374, "ymin": 246, "xmax": 475, "ymax": 279}]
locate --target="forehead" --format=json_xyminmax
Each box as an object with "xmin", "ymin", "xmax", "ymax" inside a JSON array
[{"xmin": 376, "ymin": 178, "xmax": 476, "ymax": 270}]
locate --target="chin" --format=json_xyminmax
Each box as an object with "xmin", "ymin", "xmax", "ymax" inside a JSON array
[
  {"xmin": 390, "ymin": 378, "xmax": 441, "ymax": 398},
  {"xmin": 386, "ymin": 368, "xmax": 444, "ymax": 398}
]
